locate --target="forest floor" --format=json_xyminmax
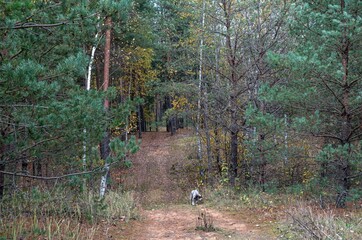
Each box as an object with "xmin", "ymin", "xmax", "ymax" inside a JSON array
[{"xmin": 106, "ymin": 129, "xmax": 279, "ymax": 240}]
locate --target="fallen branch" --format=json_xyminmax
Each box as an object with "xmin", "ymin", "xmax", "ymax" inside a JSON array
[{"xmin": 285, "ymin": 210, "xmax": 321, "ymax": 240}]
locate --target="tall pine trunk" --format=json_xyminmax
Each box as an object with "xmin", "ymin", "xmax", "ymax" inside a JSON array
[
  {"xmin": 222, "ymin": 0, "xmax": 239, "ymax": 186},
  {"xmin": 99, "ymin": 16, "xmax": 112, "ymax": 198},
  {"xmin": 335, "ymin": 0, "xmax": 351, "ymax": 208}
]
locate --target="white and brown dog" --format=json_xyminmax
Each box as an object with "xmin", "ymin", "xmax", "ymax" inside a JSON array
[{"xmin": 190, "ymin": 189, "xmax": 202, "ymax": 206}]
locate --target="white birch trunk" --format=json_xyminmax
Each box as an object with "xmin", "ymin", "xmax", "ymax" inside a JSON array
[
  {"xmin": 83, "ymin": 19, "xmax": 101, "ymax": 171},
  {"xmin": 196, "ymin": 0, "xmax": 206, "ymax": 161},
  {"xmin": 284, "ymin": 114, "xmax": 288, "ymax": 165},
  {"xmin": 99, "ymin": 163, "xmax": 109, "ymax": 198}
]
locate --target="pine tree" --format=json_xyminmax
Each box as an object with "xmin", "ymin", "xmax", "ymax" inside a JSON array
[
  {"xmin": 0, "ymin": 0, "xmax": 107, "ymax": 197},
  {"xmin": 269, "ymin": 0, "xmax": 362, "ymax": 206}
]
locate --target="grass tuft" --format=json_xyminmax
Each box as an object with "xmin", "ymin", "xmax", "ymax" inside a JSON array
[{"xmin": 196, "ymin": 210, "xmax": 216, "ymax": 232}]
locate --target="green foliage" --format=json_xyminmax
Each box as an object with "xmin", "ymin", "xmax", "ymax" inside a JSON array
[
  {"xmin": 0, "ymin": 0, "xmax": 110, "ymax": 181},
  {"xmin": 0, "ymin": 0, "xmax": 146, "ymax": 201},
  {"xmin": 99, "ymin": 0, "xmax": 132, "ymax": 19},
  {"xmin": 266, "ymin": 0, "xmax": 362, "ymax": 201},
  {"xmin": 108, "ymin": 135, "xmax": 140, "ymax": 166}
]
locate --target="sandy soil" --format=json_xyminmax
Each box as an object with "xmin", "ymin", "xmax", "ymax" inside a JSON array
[
  {"xmin": 123, "ymin": 205, "xmax": 274, "ymax": 240},
  {"xmin": 112, "ymin": 130, "xmax": 276, "ymax": 240}
]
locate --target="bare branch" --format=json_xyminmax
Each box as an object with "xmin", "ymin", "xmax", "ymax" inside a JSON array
[
  {"xmin": 320, "ymin": 78, "xmax": 344, "ymax": 108},
  {"xmin": 310, "ymin": 131, "xmax": 343, "ymax": 142},
  {"xmin": 0, "ymin": 168, "xmax": 102, "ymax": 181},
  {"xmin": 0, "ymin": 22, "xmax": 67, "ymax": 30},
  {"xmin": 0, "ymin": 104, "xmax": 49, "ymax": 109},
  {"xmin": 346, "ymin": 172, "xmax": 362, "ymax": 179}
]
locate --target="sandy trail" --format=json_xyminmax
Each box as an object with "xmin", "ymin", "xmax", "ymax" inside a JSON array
[
  {"xmin": 115, "ymin": 130, "xmax": 275, "ymax": 239},
  {"xmin": 127, "ymin": 205, "xmax": 270, "ymax": 240}
]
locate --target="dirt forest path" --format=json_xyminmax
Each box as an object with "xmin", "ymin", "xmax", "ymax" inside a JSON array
[{"xmin": 116, "ymin": 130, "xmax": 276, "ymax": 240}]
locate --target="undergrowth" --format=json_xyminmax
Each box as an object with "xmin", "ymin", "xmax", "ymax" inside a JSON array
[
  {"xmin": 0, "ymin": 186, "xmax": 138, "ymax": 239},
  {"xmin": 0, "ymin": 216, "xmax": 98, "ymax": 240},
  {"xmin": 280, "ymin": 203, "xmax": 362, "ymax": 240},
  {"xmin": 204, "ymin": 187, "xmax": 362, "ymax": 240},
  {"xmin": 205, "ymin": 187, "xmax": 295, "ymax": 210}
]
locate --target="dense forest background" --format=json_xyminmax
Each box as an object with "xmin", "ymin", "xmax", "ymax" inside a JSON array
[{"xmin": 0, "ymin": 0, "xmax": 361, "ymax": 239}]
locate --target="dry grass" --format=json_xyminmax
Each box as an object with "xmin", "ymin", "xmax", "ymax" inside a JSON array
[
  {"xmin": 203, "ymin": 188, "xmax": 362, "ymax": 240},
  {"xmin": 204, "ymin": 187, "xmax": 295, "ymax": 211},
  {"xmin": 104, "ymin": 190, "xmax": 139, "ymax": 222},
  {"xmin": 195, "ymin": 210, "xmax": 216, "ymax": 232},
  {"xmin": 0, "ymin": 188, "xmax": 138, "ymax": 239},
  {"xmin": 0, "ymin": 216, "xmax": 98, "ymax": 240},
  {"xmin": 282, "ymin": 202, "xmax": 362, "ymax": 240}
]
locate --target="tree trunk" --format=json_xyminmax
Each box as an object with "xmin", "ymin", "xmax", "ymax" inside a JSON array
[
  {"xmin": 95, "ymin": 57, "xmax": 102, "ymax": 90},
  {"xmin": 171, "ymin": 117, "xmax": 176, "ymax": 135},
  {"xmin": 336, "ymin": 0, "xmax": 351, "ymax": 208},
  {"xmin": 0, "ymin": 133, "xmax": 8, "ymax": 199},
  {"xmin": 22, "ymin": 159, "xmax": 28, "ymax": 173},
  {"xmin": 155, "ymin": 95, "xmax": 161, "ymax": 132},
  {"xmin": 229, "ymin": 124, "xmax": 238, "ymax": 186},
  {"xmin": 284, "ymin": 114, "xmax": 288, "ymax": 165},
  {"xmin": 0, "ymin": 164, "xmax": 4, "ymax": 199},
  {"xmin": 138, "ymin": 104, "xmax": 142, "ymax": 138},
  {"xmin": 32, "ymin": 160, "xmax": 42, "ymax": 176},
  {"xmin": 165, "ymin": 96, "xmax": 176, "ymax": 135},
  {"xmin": 196, "ymin": 0, "xmax": 206, "ymax": 163},
  {"xmin": 259, "ymin": 133, "xmax": 266, "ymax": 192},
  {"xmin": 213, "ymin": 17, "xmax": 222, "ymax": 177},
  {"xmin": 214, "ymin": 128, "xmax": 222, "ymax": 176},
  {"xmin": 203, "ymin": 89, "xmax": 213, "ymax": 185},
  {"xmin": 221, "ymin": 0, "xmax": 240, "ymax": 187},
  {"xmin": 229, "ymin": 96, "xmax": 239, "ymax": 186},
  {"xmin": 99, "ymin": 16, "xmax": 112, "ymax": 198}
]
